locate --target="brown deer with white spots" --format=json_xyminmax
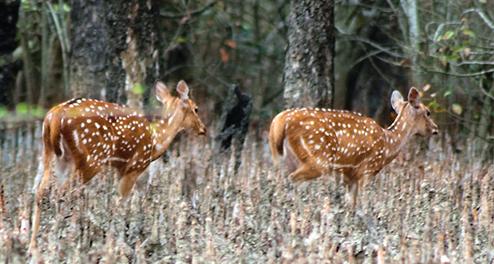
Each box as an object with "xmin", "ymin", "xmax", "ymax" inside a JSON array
[
  {"xmin": 30, "ymin": 80, "xmax": 206, "ymax": 250},
  {"xmin": 269, "ymin": 87, "xmax": 438, "ymax": 208}
]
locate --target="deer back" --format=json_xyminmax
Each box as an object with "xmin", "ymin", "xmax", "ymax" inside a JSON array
[
  {"xmin": 281, "ymin": 108, "xmax": 387, "ymax": 173},
  {"xmin": 48, "ymin": 98, "xmax": 153, "ymax": 175}
]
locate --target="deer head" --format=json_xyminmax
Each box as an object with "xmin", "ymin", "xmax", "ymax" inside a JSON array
[
  {"xmin": 391, "ymin": 87, "xmax": 439, "ymax": 136},
  {"xmin": 155, "ymin": 80, "xmax": 207, "ymax": 135}
]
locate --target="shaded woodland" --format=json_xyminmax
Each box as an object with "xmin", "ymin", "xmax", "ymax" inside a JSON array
[{"xmin": 0, "ymin": 0, "xmax": 492, "ymax": 147}]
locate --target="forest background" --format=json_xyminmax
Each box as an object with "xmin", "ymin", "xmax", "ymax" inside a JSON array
[{"xmin": 0, "ymin": 0, "xmax": 493, "ymax": 156}]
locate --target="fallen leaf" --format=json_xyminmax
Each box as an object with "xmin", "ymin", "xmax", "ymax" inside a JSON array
[
  {"xmin": 423, "ymin": 84, "xmax": 431, "ymax": 92},
  {"xmin": 220, "ymin": 48, "xmax": 229, "ymax": 63},
  {"xmin": 224, "ymin": 39, "xmax": 237, "ymax": 49}
]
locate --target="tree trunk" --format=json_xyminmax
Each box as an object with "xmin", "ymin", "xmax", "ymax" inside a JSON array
[
  {"xmin": 0, "ymin": 0, "xmax": 20, "ymax": 108},
  {"xmin": 69, "ymin": 0, "xmax": 160, "ymax": 105},
  {"xmin": 120, "ymin": 0, "xmax": 161, "ymax": 109},
  {"xmin": 400, "ymin": 0, "xmax": 422, "ymax": 86},
  {"xmin": 283, "ymin": 0, "xmax": 334, "ymax": 108},
  {"xmin": 69, "ymin": 0, "xmax": 125, "ymax": 100}
]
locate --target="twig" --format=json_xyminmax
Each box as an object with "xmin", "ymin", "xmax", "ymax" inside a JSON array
[
  {"xmin": 462, "ymin": 8, "xmax": 494, "ymax": 31},
  {"xmin": 160, "ymin": 1, "xmax": 217, "ymax": 19},
  {"xmin": 478, "ymin": 79, "xmax": 494, "ymax": 101},
  {"xmin": 452, "ymin": 61, "xmax": 494, "ymax": 66},
  {"xmin": 421, "ymin": 67, "xmax": 494, "ymax": 77},
  {"xmin": 431, "ymin": 22, "xmax": 462, "ymax": 42},
  {"xmin": 353, "ymin": 41, "xmax": 394, "ymax": 86},
  {"xmin": 348, "ymin": 49, "xmax": 385, "ymax": 70},
  {"xmin": 338, "ymin": 32, "xmax": 405, "ymax": 59}
]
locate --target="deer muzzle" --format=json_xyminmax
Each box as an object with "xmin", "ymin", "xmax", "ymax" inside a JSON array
[
  {"xmin": 431, "ymin": 123, "xmax": 439, "ymax": 135},
  {"xmin": 198, "ymin": 127, "xmax": 207, "ymax": 135}
]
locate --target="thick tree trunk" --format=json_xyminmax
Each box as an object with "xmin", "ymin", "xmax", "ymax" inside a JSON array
[
  {"xmin": 69, "ymin": 0, "xmax": 127, "ymax": 100},
  {"xmin": 0, "ymin": 0, "xmax": 20, "ymax": 108},
  {"xmin": 69, "ymin": 0, "xmax": 160, "ymax": 105},
  {"xmin": 283, "ymin": 0, "xmax": 334, "ymax": 108},
  {"xmin": 400, "ymin": 0, "xmax": 422, "ymax": 85},
  {"xmin": 121, "ymin": 0, "xmax": 161, "ymax": 109}
]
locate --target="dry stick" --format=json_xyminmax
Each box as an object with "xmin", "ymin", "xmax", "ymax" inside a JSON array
[
  {"xmin": 377, "ymin": 245, "xmax": 386, "ymax": 264},
  {"xmin": 424, "ymin": 193, "xmax": 434, "ymax": 262},
  {"xmin": 347, "ymin": 245, "xmax": 356, "ymax": 264},
  {"xmin": 399, "ymin": 236, "xmax": 408, "ymax": 263},
  {"xmin": 0, "ymin": 184, "xmax": 4, "ymax": 228},
  {"xmin": 462, "ymin": 171, "xmax": 474, "ymax": 263}
]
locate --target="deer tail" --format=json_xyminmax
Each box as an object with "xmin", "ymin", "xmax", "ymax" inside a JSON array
[
  {"xmin": 269, "ymin": 112, "xmax": 288, "ymax": 164},
  {"xmin": 43, "ymin": 109, "xmax": 63, "ymax": 157}
]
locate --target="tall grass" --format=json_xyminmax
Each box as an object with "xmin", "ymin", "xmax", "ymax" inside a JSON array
[{"xmin": 0, "ymin": 126, "xmax": 492, "ymax": 263}]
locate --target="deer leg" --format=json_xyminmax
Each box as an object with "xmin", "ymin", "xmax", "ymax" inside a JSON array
[
  {"xmin": 289, "ymin": 163, "xmax": 322, "ymax": 182},
  {"xmin": 342, "ymin": 168, "xmax": 363, "ymax": 211},
  {"xmin": 118, "ymin": 170, "xmax": 143, "ymax": 198},
  {"xmin": 345, "ymin": 182, "xmax": 359, "ymax": 210},
  {"xmin": 77, "ymin": 162, "xmax": 101, "ymax": 184},
  {"xmin": 283, "ymin": 142, "xmax": 299, "ymax": 175},
  {"xmin": 30, "ymin": 192, "xmax": 44, "ymax": 251},
  {"xmin": 30, "ymin": 148, "xmax": 54, "ymax": 251},
  {"xmin": 53, "ymin": 164, "xmax": 98, "ymax": 201}
]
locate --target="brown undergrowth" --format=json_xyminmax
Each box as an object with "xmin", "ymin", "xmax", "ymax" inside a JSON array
[{"xmin": 0, "ymin": 128, "xmax": 493, "ymax": 263}]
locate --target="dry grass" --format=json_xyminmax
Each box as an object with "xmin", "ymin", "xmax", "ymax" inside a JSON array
[{"xmin": 0, "ymin": 124, "xmax": 493, "ymax": 263}]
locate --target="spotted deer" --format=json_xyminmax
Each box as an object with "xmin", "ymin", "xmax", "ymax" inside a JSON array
[
  {"xmin": 30, "ymin": 80, "xmax": 206, "ymax": 250},
  {"xmin": 269, "ymin": 87, "xmax": 438, "ymax": 208}
]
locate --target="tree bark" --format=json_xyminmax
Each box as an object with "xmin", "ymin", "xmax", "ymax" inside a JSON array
[
  {"xmin": 121, "ymin": 0, "xmax": 161, "ymax": 109},
  {"xmin": 400, "ymin": 0, "xmax": 422, "ymax": 86},
  {"xmin": 69, "ymin": 0, "xmax": 126, "ymax": 100},
  {"xmin": 69, "ymin": 0, "xmax": 160, "ymax": 105},
  {"xmin": 283, "ymin": 0, "xmax": 334, "ymax": 108},
  {"xmin": 0, "ymin": 0, "xmax": 20, "ymax": 107}
]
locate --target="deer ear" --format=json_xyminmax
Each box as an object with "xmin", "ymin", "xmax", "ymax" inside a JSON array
[
  {"xmin": 391, "ymin": 90, "xmax": 404, "ymax": 113},
  {"xmin": 155, "ymin": 81, "xmax": 172, "ymax": 104},
  {"xmin": 176, "ymin": 80, "xmax": 189, "ymax": 100},
  {"xmin": 407, "ymin": 87, "xmax": 420, "ymax": 108}
]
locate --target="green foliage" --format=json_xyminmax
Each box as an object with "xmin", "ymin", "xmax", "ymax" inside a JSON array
[
  {"xmin": 0, "ymin": 106, "xmax": 7, "ymax": 119},
  {"xmin": 131, "ymin": 83, "xmax": 146, "ymax": 95},
  {"xmin": 32, "ymin": 105, "xmax": 46, "ymax": 118},
  {"xmin": 441, "ymin": 30, "xmax": 455, "ymax": 41},
  {"xmin": 21, "ymin": 0, "xmax": 38, "ymax": 12},
  {"xmin": 15, "ymin": 102, "xmax": 29, "ymax": 115},
  {"xmin": 434, "ymin": 19, "xmax": 480, "ymax": 66},
  {"xmin": 0, "ymin": 103, "xmax": 45, "ymax": 120},
  {"xmin": 462, "ymin": 29, "xmax": 475, "ymax": 38},
  {"xmin": 12, "ymin": 103, "xmax": 46, "ymax": 118},
  {"xmin": 174, "ymin": 36, "xmax": 188, "ymax": 44},
  {"xmin": 52, "ymin": 3, "xmax": 71, "ymax": 13},
  {"xmin": 426, "ymin": 99, "xmax": 443, "ymax": 113}
]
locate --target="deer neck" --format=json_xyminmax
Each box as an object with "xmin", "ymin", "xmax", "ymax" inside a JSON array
[
  {"xmin": 149, "ymin": 111, "xmax": 183, "ymax": 160},
  {"xmin": 383, "ymin": 105, "xmax": 415, "ymax": 160}
]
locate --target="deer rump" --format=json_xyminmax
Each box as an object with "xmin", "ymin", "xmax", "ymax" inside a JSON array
[
  {"xmin": 33, "ymin": 110, "xmax": 77, "ymax": 192},
  {"xmin": 33, "ymin": 101, "xmax": 138, "ymax": 192}
]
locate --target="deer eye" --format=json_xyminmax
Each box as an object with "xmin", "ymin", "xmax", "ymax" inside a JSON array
[
  {"xmin": 194, "ymin": 107, "xmax": 198, "ymax": 113},
  {"xmin": 426, "ymin": 110, "xmax": 431, "ymax": 116}
]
